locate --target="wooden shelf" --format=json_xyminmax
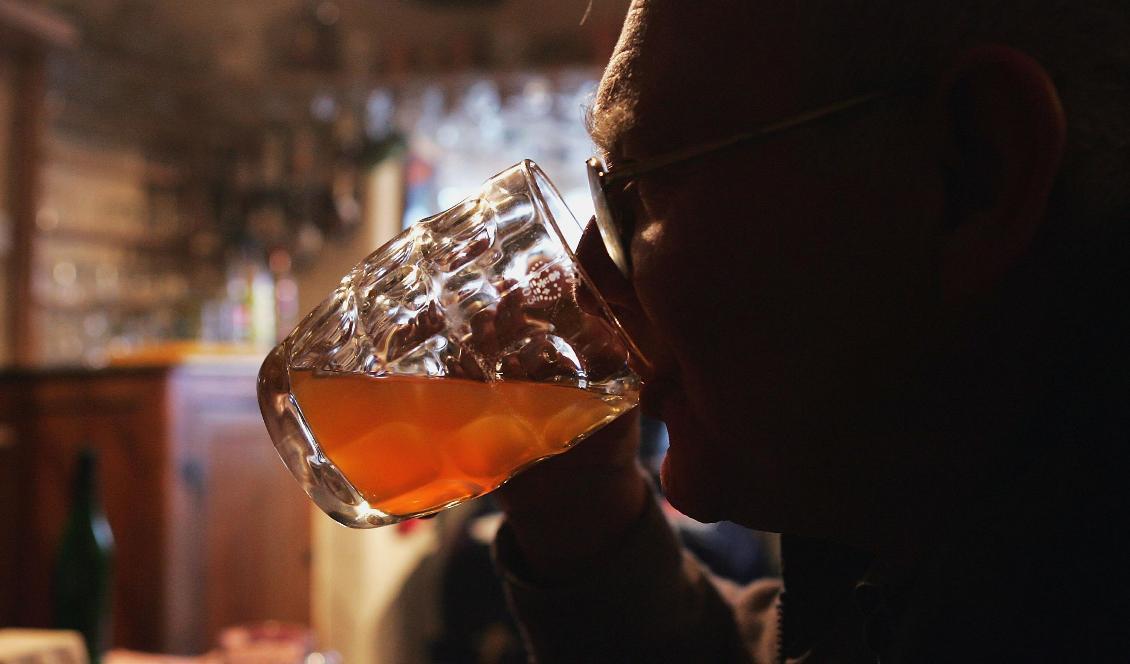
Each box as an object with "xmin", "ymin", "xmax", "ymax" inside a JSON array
[
  {"xmin": 39, "ymin": 227, "xmax": 190, "ymax": 252},
  {"xmin": 34, "ymin": 298, "xmax": 181, "ymax": 313},
  {"xmin": 1, "ymin": 3, "xmax": 78, "ymax": 367}
]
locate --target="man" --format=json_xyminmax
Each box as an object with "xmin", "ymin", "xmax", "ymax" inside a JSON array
[{"xmin": 493, "ymin": 1, "xmax": 1130, "ymax": 661}]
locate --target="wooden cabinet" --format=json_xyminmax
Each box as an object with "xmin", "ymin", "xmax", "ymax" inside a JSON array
[{"xmin": 0, "ymin": 359, "xmax": 311, "ymax": 654}]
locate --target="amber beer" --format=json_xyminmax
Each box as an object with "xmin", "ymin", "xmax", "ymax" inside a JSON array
[{"xmin": 291, "ymin": 370, "xmax": 636, "ymax": 517}]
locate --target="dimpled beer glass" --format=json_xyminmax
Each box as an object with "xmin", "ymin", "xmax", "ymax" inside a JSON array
[{"xmin": 258, "ymin": 161, "xmax": 640, "ymax": 527}]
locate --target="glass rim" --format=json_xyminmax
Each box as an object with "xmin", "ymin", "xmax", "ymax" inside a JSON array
[{"xmin": 516, "ymin": 159, "xmax": 654, "ymax": 377}]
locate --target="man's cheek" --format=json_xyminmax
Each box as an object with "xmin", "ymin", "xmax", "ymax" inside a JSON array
[{"xmin": 649, "ymin": 302, "xmax": 713, "ymax": 371}]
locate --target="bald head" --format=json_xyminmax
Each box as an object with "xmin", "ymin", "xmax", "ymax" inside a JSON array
[
  {"xmin": 807, "ymin": 1, "xmax": 1130, "ymax": 234},
  {"xmin": 592, "ymin": 1, "xmax": 1130, "ymax": 223},
  {"xmin": 590, "ymin": 1, "xmax": 808, "ymax": 166}
]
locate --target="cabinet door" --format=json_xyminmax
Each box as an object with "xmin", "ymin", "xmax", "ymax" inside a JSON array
[
  {"xmin": 23, "ymin": 371, "xmax": 170, "ymax": 651},
  {"xmin": 167, "ymin": 367, "xmax": 310, "ymax": 653},
  {"xmin": 0, "ymin": 377, "xmax": 30, "ymax": 626}
]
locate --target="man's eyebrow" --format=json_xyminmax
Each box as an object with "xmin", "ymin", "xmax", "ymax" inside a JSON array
[
  {"xmin": 583, "ymin": 102, "xmax": 613, "ymax": 159},
  {"xmin": 583, "ymin": 97, "xmax": 634, "ymax": 163}
]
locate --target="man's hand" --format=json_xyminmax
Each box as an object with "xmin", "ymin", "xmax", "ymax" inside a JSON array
[{"xmin": 495, "ymin": 407, "xmax": 651, "ymax": 578}]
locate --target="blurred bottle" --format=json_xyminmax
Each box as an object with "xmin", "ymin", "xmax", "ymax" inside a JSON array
[
  {"xmin": 226, "ymin": 258, "xmax": 251, "ymax": 343},
  {"xmin": 52, "ymin": 447, "xmax": 115, "ymax": 663},
  {"xmin": 226, "ymin": 253, "xmax": 278, "ymax": 348},
  {"xmin": 270, "ymin": 248, "xmax": 299, "ymax": 342},
  {"xmin": 250, "ymin": 259, "xmax": 277, "ymax": 348}
]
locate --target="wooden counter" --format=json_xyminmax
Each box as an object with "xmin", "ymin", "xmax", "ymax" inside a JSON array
[{"xmin": 0, "ymin": 358, "xmax": 311, "ymax": 654}]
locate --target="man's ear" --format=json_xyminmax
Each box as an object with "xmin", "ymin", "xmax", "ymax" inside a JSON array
[{"xmin": 936, "ymin": 44, "xmax": 1066, "ymax": 304}]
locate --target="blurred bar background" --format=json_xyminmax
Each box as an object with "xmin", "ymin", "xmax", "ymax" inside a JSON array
[
  {"xmin": 0, "ymin": 1, "xmax": 778, "ymax": 662},
  {"xmin": 3, "ymin": 0, "xmax": 624, "ymax": 368}
]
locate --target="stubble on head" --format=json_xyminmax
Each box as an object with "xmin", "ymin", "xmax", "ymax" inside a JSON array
[{"xmin": 587, "ymin": 0, "xmax": 648, "ymax": 166}]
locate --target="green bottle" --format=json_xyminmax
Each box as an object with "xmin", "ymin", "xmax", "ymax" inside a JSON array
[{"xmin": 52, "ymin": 447, "xmax": 115, "ymax": 663}]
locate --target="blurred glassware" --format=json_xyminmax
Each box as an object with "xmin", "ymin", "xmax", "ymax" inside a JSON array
[{"xmin": 398, "ymin": 71, "xmax": 600, "ymax": 227}]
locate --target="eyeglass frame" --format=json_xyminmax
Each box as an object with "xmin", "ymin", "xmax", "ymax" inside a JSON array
[{"xmin": 586, "ymin": 90, "xmax": 893, "ymax": 277}]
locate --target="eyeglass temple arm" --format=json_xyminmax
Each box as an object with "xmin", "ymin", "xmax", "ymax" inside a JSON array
[{"xmin": 603, "ymin": 90, "xmax": 892, "ymax": 183}]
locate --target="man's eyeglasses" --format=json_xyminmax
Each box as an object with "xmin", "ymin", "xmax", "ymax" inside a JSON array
[{"xmin": 586, "ymin": 90, "xmax": 892, "ymax": 277}]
